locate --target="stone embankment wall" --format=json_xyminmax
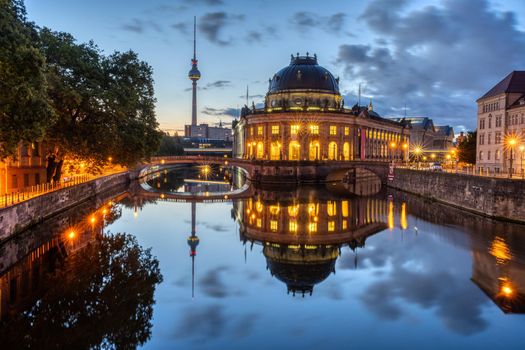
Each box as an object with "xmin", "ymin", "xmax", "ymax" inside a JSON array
[
  {"xmin": 0, "ymin": 172, "xmax": 130, "ymax": 240},
  {"xmin": 388, "ymin": 169, "xmax": 525, "ymax": 223}
]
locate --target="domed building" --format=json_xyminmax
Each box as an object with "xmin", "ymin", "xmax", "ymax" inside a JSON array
[{"xmin": 233, "ymin": 54, "xmax": 409, "ymax": 162}]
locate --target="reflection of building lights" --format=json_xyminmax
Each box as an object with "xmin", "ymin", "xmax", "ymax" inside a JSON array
[
  {"xmin": 388, "ymin": 200, "xmax": 394, "ymax": 230},
  {"xmin": 490, "ymin": 236, "xmax": 512, "ymax": 264},
  {"xmin": 102, "ymin": 208, "xmax": 108, "ymax": 215},
  {"xmin": 400, "ymin": 203, "xmax": 407, "ymax": 230},
  {"xmin": 160, "ymin": 193, "xmax": 165, "ymax": 199},
  {"xmin": 133, "ymin": 210, "xmax": 138, "ymax": 219},
  {"xmin": 501, "ymin": 285, "xmax": 513, "ymax": 297},
  {"xmin": 90, "ymin": 215, "xmax": 96, "ymax": 224},
  {"xmin": 67, "ymin": 230, "xmax": 76, "ymax": 240}
]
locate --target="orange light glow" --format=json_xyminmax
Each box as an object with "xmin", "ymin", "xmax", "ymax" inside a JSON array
[
  {"xmin": 501, "ymin": 285, "xmax": 513, "ymax": 297},
  {"xmin": 67, "ymin": 230, "xmax": 76, "ymax": 240},
  {"xmin": 90, "ymin": 215, "xmax": 96, "ymax": 224}
]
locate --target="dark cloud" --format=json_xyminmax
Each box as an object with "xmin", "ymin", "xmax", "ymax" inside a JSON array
[
  {"xmin": 337, "ymin": 0, "xmax": 525, "ymax": 129},
  {"xmin": 202, "ymin": 107, "xmax": 240, "ymax": 118},
  {"xmin": 199, "ymin": 12, "xmax": 245, "ymax": 46},
  {"xmin": 199, "ymin": 266, "xmax": 230, "ymax": 298},
  {"xmin": 238, "ymin": 94, "xmax": 264, "ymax": 99},
  {"xmin": 184, "ymin": 80, "xmax": 232, "ymax": 92},
  {"xmin": 291, "ymin": 12, "xmax": 347, "ymax": 33},
  {"xmin": 121, "ymin": 18, "xmax": 163, "ymax": 33},
  {"xmin": 174, "ymin": 304, "xmax": 227, "ymax": 338},
  {"xmin": 185, "ymin": 0, "xmax": 224, "ymax": 5},
  {"xmin": 171, "ymin": 22, "xmax": 189, "ymax": 35}
]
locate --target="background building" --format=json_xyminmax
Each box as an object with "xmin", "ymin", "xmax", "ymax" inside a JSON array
[
  {"xmin": 233, "ymin": 54, "xmax": 409, "ymax": 162},
  {"xmin": 476, "ymin": 71, "xmax": 525, "ymax": 174}
]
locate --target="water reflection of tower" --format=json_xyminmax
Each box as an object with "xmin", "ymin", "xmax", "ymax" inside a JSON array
[{"xmin": 187, "ymin": 201, "xmax": 199, "ymax": 298}]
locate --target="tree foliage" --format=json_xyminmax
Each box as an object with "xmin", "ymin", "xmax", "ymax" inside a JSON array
[
  {"xmin": 0, "ymin": 232, "xmax": 163, "ymax": 349},
  {"xmin": 0, "ymin": 0, "xmax": 55, "ymax": 158},
  {"xmin": 40, "ymin": 28, "xmax": 161, "ymax": 166},
  {"xmin": 457, "ymin": 130, "xmax": 477, "ymax": 164},
  {"xmin": 156, "ymin": 133, "xmax": 184, "ymax": 156},
  {"xmin": 1, "ymin": 0, "xmax": 162, "ymax": 165}
]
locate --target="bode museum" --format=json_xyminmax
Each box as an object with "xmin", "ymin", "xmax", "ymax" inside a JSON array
[{"xmin": 233, "ymin": 54, "xmax": 410, "ymax": 162}]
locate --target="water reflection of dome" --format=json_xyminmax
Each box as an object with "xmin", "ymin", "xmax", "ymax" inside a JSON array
[{"xmin": 265, "ymin": 244, "xmax": 338, "ymax": 297}]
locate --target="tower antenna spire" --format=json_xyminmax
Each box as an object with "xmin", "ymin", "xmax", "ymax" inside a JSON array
[{"xmin": 193, "ymin": 16, "xmax": 196, "ymax": 60}]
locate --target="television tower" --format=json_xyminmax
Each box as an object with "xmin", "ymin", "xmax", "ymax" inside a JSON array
[
  {"xmin": 188, "ymin": 16, "xmax": 201, "ymax": 127},
  {"xmin": 187, "ymin": 202, "xmax": 199, "ymax": 298}
]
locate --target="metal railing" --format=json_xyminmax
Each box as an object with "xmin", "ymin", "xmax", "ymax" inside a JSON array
[{"xmin": 0, "ymin": 174, "xmax": 92, "ymax": 209}]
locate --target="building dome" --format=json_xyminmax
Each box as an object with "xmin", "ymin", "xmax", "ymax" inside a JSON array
[
  {"xmin": 264, "ymin": 54, "xmax": 342, "ymax": 110},
  {"xmin": 268, "ymin": 54, "xmax": 339, "ymax": 94}
]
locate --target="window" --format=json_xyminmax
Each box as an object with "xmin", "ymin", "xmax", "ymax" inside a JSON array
[
  {"xmin": 257, "ymin": 126, "xmax": 263, "ymax": 135},
  {"xmin": 480, "ymin": 119, "xmax": 485, "ymax": 129},
  {"xmin": 289, "ymin": 221, "xmax": 298, "ymax": 233},
  {"xmin": 271, "ymin": 125, "xmax": 279, "ymax": 135},
  {"xmin": 495, "ymin": 132, "xmax": 501, "ymax": 144},
  {"xmin": 344, "ymin": 126, "xmax": 350, "ymax": 136},
  {"xmin": 256, "ymin": 218, "xmax": 262, "ymax": 228},
  {"xmin": 487, "ymin": 151, "xmax": 491, "ymax": 160},
  {"xmin": 327, "ymin": 201, "xmax": 337, "ymax": 216},
  {"xmin": 479, "ymin": 133, "xmax": 485, "ymax": 145},
  {"xmin": 479, "ymin": 151, "xmax": 483, "ymax": 160},
  {"xmin": 270, "ymin": 220, "xmax": 278, "ymax": 231},
  {"xmin": 488, "ymin": 116, "xmax": 492, "ymax": 129},
  {"xmin": 330, "ymin": 125, "xmax": 337, "ymax": 135},
  {"xmin": 328, "ymin": 221, "xmax": 335, "ymax": 232},
  {"xmin": 309, "ymin": 125, "xmax": 319, "ymax": 135},
  {"xmin": 488, "ymin": 133, "xmax": 492, "ymax": 145},
  {"xmin": 250, "ymin": 127, "xmax": 254, "ymax": 136},
  {"xmin": 496, "ymin": 116, "xmax": 502, "ymax": 127},
  {"xmin": 342, "ymin": 220, "xmax": 348, "ymax": 230},
  {"xmin": 309, "ymin": 222, "xmax": 317, "ymax": 233},
  {"xmin": 496, "ymin": 150, "xmax": 500, "ymax": 160},
  {"xmin": 291, "ymin": 124, "xmax": 300, "ymax": 135}
]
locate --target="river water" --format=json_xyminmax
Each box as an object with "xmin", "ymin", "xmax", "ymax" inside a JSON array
[{"xmin": 1, "ymin": 165, "xmax": 525, "ymax": 349}]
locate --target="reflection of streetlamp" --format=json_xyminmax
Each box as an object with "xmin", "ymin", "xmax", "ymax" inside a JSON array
[{"xmin": 507, "ymin": 137, "xmax": 517, "ymax": 178}]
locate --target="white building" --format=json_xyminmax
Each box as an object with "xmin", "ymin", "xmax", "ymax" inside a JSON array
[{"xmin": 476, "ymin": 71, "xmax": 525, "ymax": 175}]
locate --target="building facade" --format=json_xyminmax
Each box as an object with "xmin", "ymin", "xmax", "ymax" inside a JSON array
[
  {"xmin": 476, "ymin": 71, "xmax": 525, "ymax": 174},
  {"xmin": 0, "ymin": 142, "xmax": 50, "ymax": 195},
  {"xmin": 233, "ymin": 54, "xmax": 409, "ymax": 161}
]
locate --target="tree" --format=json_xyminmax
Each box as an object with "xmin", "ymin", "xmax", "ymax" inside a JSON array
[
  {"xmin": 39, "ymin": 28, "xmax": 161, "ymax": 167},
  {"xmin": 457, "ymin": 130, "xmax": 477, "ymax": 164},
  {"xmin": 156, "ymin": 133, "xmax": 184, "ymax": 156},
  {"xmin": 0, "ymin": 0, "xmax": 55, "ymax": 159},
  {"xmin": 0, "ymin": 233, "xmax": 163, "ymax": 349}
]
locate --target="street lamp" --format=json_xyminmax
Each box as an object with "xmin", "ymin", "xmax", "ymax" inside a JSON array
[
  {"xmin": 520, "ymin": 145, "xmax": 525, "ymax": 179},
  {"xmin": 390, "ymin": 142, "xmax": 397, "ymax": 164},
  {"xmin": 507, "ymin": 137, "xmax": 518, "ymax": 178},
  {"xmin": 413, "ymin": 147, "xmax": 423, "ymax": 169},
  {"xmin": 402, "ymin": 142, "xmax": 408, "ymax": 165}
]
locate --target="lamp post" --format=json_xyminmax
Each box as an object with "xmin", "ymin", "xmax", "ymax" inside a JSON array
[
  {"xmin": 508, "ymin": 137, "xmax": 517, "ymax": 178},
  {"xmin": 402, "ymin": 142, "xmax": 408, "ymax": 166},
  {"xmin": 520, "ymin": 145, "xmax": 525, "ymax": 179},
  {"xmin": 390, "ymin": 141, "xmax": 397, "ymax": 165}
]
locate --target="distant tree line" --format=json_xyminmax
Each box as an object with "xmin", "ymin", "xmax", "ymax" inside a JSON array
[
  {"xmin": 457, "ymin": 130, "xmax": 477, "ymax": 164},
  {"xmin": 156, "ymin": 133, "xmax": 184, "ymax": 156},
  {"xmin": 0, "ymin": 0, "xmax": 161, "ymax": 166}
]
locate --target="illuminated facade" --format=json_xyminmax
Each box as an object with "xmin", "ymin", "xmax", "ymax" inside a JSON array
[
  {"xmin": 0, "ymin": 142, "xmax": 50, "ymax": 195},
  {"xmin": 233, "ymin": 54, "xmax": 409, "ymax": 161}
]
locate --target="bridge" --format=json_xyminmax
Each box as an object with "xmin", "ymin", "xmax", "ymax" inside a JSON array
[{"xmin": 138, "ymin": 156, "xmax": 391, "ymax": 185}]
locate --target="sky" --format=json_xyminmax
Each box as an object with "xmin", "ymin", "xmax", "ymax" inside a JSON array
[{"xmin": 25, "ymin": 0, "xmax": 525, "ymax": 134}]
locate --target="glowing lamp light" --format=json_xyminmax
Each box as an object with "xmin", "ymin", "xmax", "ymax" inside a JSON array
[
  {"xmin": 519, "ymin": 145, "xmax": 525, "ymax": 152},
  {"xmin": 90, "ymin": 215, "xmax": 96, "ymax": 224},
  {"xmin": 108, "ymin": 156, "xmax": 113, "ymax": 162},
  {"xmin": 102, "ymin": 208, "xmax": 108, "ymax": 215},
  {"xmin": 501, "ymin": 285, "xmax": 514, "ymax": 297},
  {"xmin": 67, "ymin": 230, "xmax": 76, "ymax": 240},
  {"xmin": 402, "ymin": 143, "xmax": 408, "ymax": 149},
  {"xmin": 508, "ymin": 138, "xmax": 517, "ymax": 146},
  {"xmin": 390, "ymin": 142, "xmax": 397, "ymax": 148},
  {"xmin": 161, "ymin": 159, "xmax": 165, "ymax": 164},
  {"xmin": 423, "ymin": 156, "xmax": 428, "ymax": 161},
  {"xmin": 431, "ymin": 153, "xmax": 436, "ymax": 159}
]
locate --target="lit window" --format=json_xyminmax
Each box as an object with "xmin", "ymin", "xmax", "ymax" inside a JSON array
[
  {"xmin": 271, "ymin": 125, "xmax": 280, "ymax": 135},
  {"xmin": 330, "ymin": 125, "xmax": 337, "ymax": 135},
  {"xmin": 257, "ymin": 126, "xmax": 263, "ymax": 135},
  {"xmin": 342, "ymin": 200, "xmax": 349, "ymax": 217},
  {"xmin": 289, "ymin": 221, "xmax": 298, "ymax": 233},
  {"xmin": 256, "ymin": 218, "xmax": 262, "ymax": 228},
  {"xmin": 309, "ymin": 222, "xmax": 317, "ymax": 233},
  {"xmin": 328, "ymin": 221, "xmax": 335, "ymax": 232},
  {"xmin": 327, "ymin": 201, "xmax": 337, "ymax": 216},
  {"xmin": 344, "ymin": 127, "xmax": 350, "ymax": 136},
  {"xmin": 270, "ymin": 220, "xmax": 278, "ymax": 231},
  {"xmin": 310, "ymin": 125, "xmax": 319, "ymax": 135},
  {"xmin": 342, "ymin": 220, "xmax": 348, "ymax": 229},
  {"xmin": 291, "ymin": 124, "xmax": 300, "ymax": 135},
  {"xmin": 250, "ymin": 127, "xmax": 254, "ymax": 136}
]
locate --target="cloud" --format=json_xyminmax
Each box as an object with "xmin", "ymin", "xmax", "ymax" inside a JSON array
[
  {"xmin": 238, "ymin": 94, "xmax": 264, "ymax": 100},
  {"xmin": 199, "ymin": 266, "xmax": 230, "ymax": 298},
  {"xmin": 201, "ymin": 107, "xmax": 240, "ymax": 118},
  {"xmin": 171, "ymin": 22, "xmax": 189, "ymax": 35},
  {"xmin": 336, "ymin": 0, "xmax": 525, "ymax": 129},
  {"xmin": 185, "ymin": 0, "xmax": 224, "ymax": 5},
  {"xmin": 121, "ymin": 18, "xmax": 163, "ymax": 34},
  {"xmin": 199, "ymin": 12, "xmax": 245, "ymax": 46},
  {"xmin": 184, "ymin": 80, "xmax": 232, "ymax": 92},
  {"xmin": 291, "ymin": 12, "xmax": 347, "ymax": 33},
  {"xmin": 174, "ymin": 304, "xmax": 227, "ymax": 338}
]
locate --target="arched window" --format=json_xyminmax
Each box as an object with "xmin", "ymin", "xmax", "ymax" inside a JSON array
[
  {"xmin": 343, "ymin": 142, "xmax": 350, "ymax": 160},
  {"xmin": 328, "ymin": 142, "xmax": 338, "ymax": 160},
  {"xmin": 289, "ymin": 141, "xmax": 300, "ymax": 160},
  {"xmin": 309, "ymin": 141, "xmax": 320, "ymax": 160},
  {"xmin": 270, "ymin": 141, "xmax": 281, "ymax": 160},
  {"xmin": 256, "ymin": 142, "xmax": 264, "ymax": 159}
]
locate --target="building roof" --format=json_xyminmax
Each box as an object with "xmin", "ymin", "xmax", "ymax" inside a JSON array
[
  {"xmin": 478, "ymin": 71, "xmax": 525, "ymax": 101},
  {"xmin": 390, "ymin": 117, "xmax": 434, "ymax": 131},
  {"xmin": 268, "ymin": 54, "xmax": 340, "ymax": 95},
  {"xmin": 435, "ymin": 125, "xmax": 454, "ymax": 137}
]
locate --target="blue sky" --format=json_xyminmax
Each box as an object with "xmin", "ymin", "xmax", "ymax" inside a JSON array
[{"xmin": 25, "ymin": 0, "xmax": 525, "ymax": 134}]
